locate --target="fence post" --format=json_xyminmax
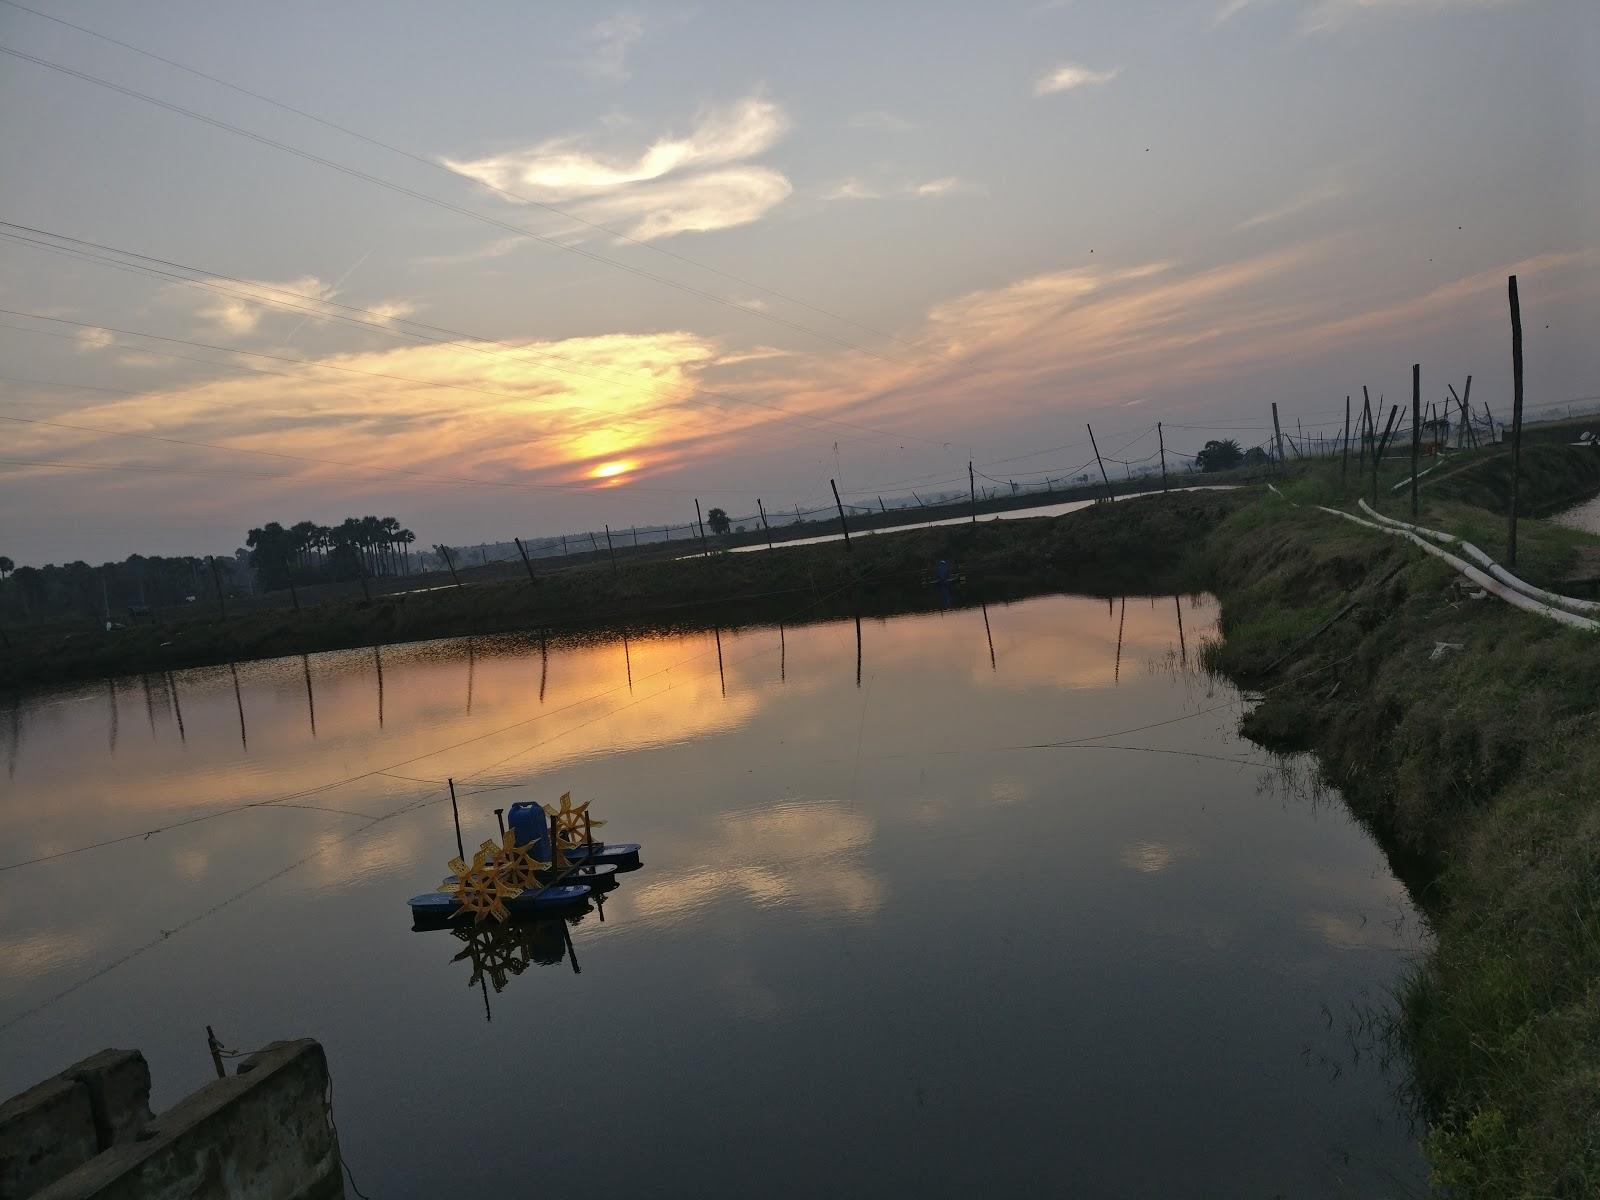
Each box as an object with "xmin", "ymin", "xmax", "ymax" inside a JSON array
[
  {"xmin": 694, "ymin": 498, "xmax": 709, "ymax": 557},
  {"xmin": 513, "ymin": 537, "xmax": 537, "ymax": 583},
  {"xmin": 1087, "ymin": 424, "xmax": 1114, "ymax": 502},
  {"xmin": 207, "ymin": 555, "xmax": 226, "ymax": 620},
  {"xmin": 830, "ymin": 479, "xmax": 852, "ymax": 548},
  {"xmin": 1410, "ymin": 363, "xmax": 1421, "ymax": 519},
  {"xmin": 756, "ymin": 498, "xmax": 773, "ymax": 549},
  {"xmin": 1341, "ymin": 395, "xmax": 1351, "ymax": 486},
  {"xmin": 1359, "ymin": 386, "xmax": 1372, "ymax": 474},
  {"xmin": 968, "ymin": 461, "xmax": 977, "ymax": 522},
  {"xmin": 440, "ymin": 545, "xmax": 461, "ymax": 589},
  {"xmin": 282, "ymin": 554, "xmax": 300, "ymax": 611},
  {"xmin": 1462, "ymin": 376, "xmax": 1475, "ymax": 448},
  {"xmin": 1270, "ymin": 403, "xmax": 1285, "ymax": 470},
  {"xmin": 1157, "ymin": 422, "xmax": 1168, "ymax": 493},
  {"xmin": 604, "ymin": 525, "xmax": 617, "ymax": 573},
  {"xmin": 1507, "ymin": 274, "xmax": 1525, "ymax": 566}
]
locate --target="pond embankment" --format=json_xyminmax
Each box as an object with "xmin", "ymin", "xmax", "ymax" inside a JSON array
[
  {"xmin": 1202, "ymin": 443, "xmax": 1600, "ymax": 1196},
  {"xmin": 1, "ymin": 489, "xmax": 1241, "ymax": 690}
]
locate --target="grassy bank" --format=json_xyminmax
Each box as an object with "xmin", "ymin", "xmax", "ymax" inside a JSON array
[
  {"xmin": 1, "ymin": 489, "xmax": 1243, "ymax": 690},
  {"xmin": 1202, "ymin": 443, "xmax": 1600, "ymax": 1195}
]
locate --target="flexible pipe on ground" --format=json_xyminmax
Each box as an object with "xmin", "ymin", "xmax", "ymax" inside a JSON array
[
  {"xmin": 1317, "ymin": 506, "xmax": 1600, "ymax": 632},
  {"xmin": 1355, "ymin": 499, "xmax": 1600, "ymax": 615}
]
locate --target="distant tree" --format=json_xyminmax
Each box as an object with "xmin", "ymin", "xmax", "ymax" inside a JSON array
[
  {"xmin": 0, "ymin": 555, "xmax": 12, "ymax": 579},
  {"xmin": 706, "ymin": 507, "xmax": 731, "ymax": 536},
  {"xmin": 1243, "ymin": 446, "xmax": 1271, "ymax": 468},
  {"xmin": 1196, "ymin": 439, "xmax": 1245, "ymax": 473}
]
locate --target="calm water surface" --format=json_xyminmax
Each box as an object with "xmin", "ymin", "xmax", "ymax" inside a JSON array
[{"xmin": 0, "ymin": 594, "xmax": 1426, "ymax": 1196}]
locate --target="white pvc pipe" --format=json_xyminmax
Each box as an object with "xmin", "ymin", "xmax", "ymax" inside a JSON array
[
  {"xmin": 1356, "ymin": 499, "xmax": 1600, "ymax": 615},
  {"xmin": 1318, "ymin": 506, "xmax": 1600, "ymax": 632}
]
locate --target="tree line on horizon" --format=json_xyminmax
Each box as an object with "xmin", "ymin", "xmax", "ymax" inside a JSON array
[{"xmin": 246, "ymin": 515, "xmax": 415, "ymax": 591}]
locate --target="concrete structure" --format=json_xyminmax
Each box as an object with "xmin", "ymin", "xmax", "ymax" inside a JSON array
[{"xmin": 1, "ymin": 1041, "xmax": 343, "ymax": 1200}]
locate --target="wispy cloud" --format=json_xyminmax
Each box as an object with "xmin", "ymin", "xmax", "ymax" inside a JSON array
[
  {"xmin": 1034, "ymin": 63, "xmax": 1120, "ymax": 96},
  {"xmin": 74, "ymin": 326, "xmax": 114, "ymax": 352},
  {"xmin": 1233, "ymin": 178, "xmax": 1348, "ymax": 231},
  {"xmin": 822, "ymin": 178, "xmax": 881, "ymax": 202},
  {"xmin": 171, "ymin": 276, "xmax": 414, "ymax": 338},
  {"xmin": 583, "ymin": 10, "xmax": 647, "ymax": 81},
  {"xmin": 913, "ymin": 176, "xmax": 976, "ymax": 197},
  {"xmin": 822, "ymin": 176, "xmax": 979, "ymax": 202},
  {"xmin": 847, "ymin": 110, "xmax": 915, "ymax": 133},
  {"xmin": 443, "ymin": 98, "xmax": 792, "ymax": 240},
  {"xmin": 1216, "ymin": 0, "xmax": 1532, "ymax": 34}
]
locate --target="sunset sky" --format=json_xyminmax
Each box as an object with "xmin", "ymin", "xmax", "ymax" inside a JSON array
[{"xmin": 1, "ymin": 0, "xmax": 1595, "ymax": 565}]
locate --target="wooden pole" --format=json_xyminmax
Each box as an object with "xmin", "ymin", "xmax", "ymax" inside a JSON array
[
  {"xmin": 513, "ymin": 537, "xmax": 536, "ymax": 583},
  {"xmin": 604, "ymin": 525, "xmax": 617, "ymax": 573},
  {"xmin": 1462, "ymin": 376, "xmax": 1475, "ymax": 448},
  {"xmin": 1157, "ymin": 422, "xmax": 1169, "ymax": 492},
  {"xmin": 1507, "ymin": 274, "xmax": 1525, "ymax": 566},
  {"xmin": 1087, "ymin": 424, "xmax": 1114, "ymax": 502},
  {"xmin": 829, "ymin": 479, "xmax": 852, "ymax": 547},
  {"xmin": 1359, "ymin": 387, "xmax": 1372, "ymax": 474},
  {"xmin": 206, "ymin": 1026, "xmax": 226, "ymax": 1079},
  {"xmin": 1373, "ymin": 404, "xmax": 1397, "ymax": 506},
  {"xmin": 494, "ymin": 808, "xmax": 505, "ymax": 838},
  {"xmin": 283, "ymin": 554, "xmax": 300, "ymax": 612},
  {"xmin": 448, "ymin": 777, "xmax": 464, "ymax": 861},
  {"xmin": 968, "ymin": 461, "xmax": 977, "ymax": 522},
  {"xmin": 1341, "ymin": 395, "xmax": 1351, "ymax": 486},
  {"xmin": 694, "ymin": 499, "xmax": 709, "ymax": 556},
  {"xmin": 756, "ymin": 498, "xmax": 773, "ymax": 549},
  {"xmin": 877, "ymin": 496, "xmax": 887, "ymax": 514},
  {"xmin": 207, "ymin": 556, "xmax": 226, "ymax": 620},
  {"xmin": 1270, "ymin": 403, "xmax": 1285, "ymax": 470},
  {"xmin": 1410, "ymin": 363, "xmax": 1421, "ymax": 519},
  {"xmin": 440, "ymin": 546, "xmax": 461, "ymax": 588}
]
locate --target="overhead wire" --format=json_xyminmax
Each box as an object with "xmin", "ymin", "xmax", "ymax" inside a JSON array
[
  {"xmin": 0, "ymin": 40, "xmax": 927, "ymax": 372},
  {"xmin": 0, "ymin": 0, "xmax": 934, "ymax": 360}
]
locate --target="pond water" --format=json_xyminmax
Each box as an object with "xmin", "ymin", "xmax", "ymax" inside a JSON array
[
  {"xmin": 0, "ymin": 593, "xmax": 1426, "ymax": 1196},
  {"xmin": 1553, "ymin": 492, "xmax": 1600, "ymax": 536}
]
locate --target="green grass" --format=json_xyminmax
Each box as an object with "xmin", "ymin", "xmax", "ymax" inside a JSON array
[{"xmin": 1202, "ymin": 468, "xmax": 1600, "ymax": 1196}]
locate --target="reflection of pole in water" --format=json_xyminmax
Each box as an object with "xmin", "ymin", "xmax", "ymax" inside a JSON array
[
  {"xmin": 141, "ymin": 674, "xmax": 158, "ymax": 739},
  {"xmin": 622, "ymin": 632, "xmax": 633, "ymax": 694},
  {"xmin": 779, "ymin": 624, "xmax": 786, "ymax": 683},
  {"xmin": 465, "ymin": 639, "xmax": 476, "ymax": 715},
  {"xmin": 107, "ymin": 678, "xmax": 118, "ymax": 755},
  {"xmin": 6, "ymin": 693, "xmax": 20, "ymax": 781},
  {"xmin": 539, "ymin": 630, "xmax": 549, "ymax": 704},
  {"xmin": 980, "ymin": 602, "xmax": 996, "ymax": 671},
  {"xmin": 229, "ymin": 662, "xmax": 248, "ymax": 752},
  {"xmin": 560, "ymin": 919, "xmax": 581, "ymax": 975},
  {"xmin": 302, "ymin": 655, "xmax": 317, "ymax": 737},
  {"xmin": 1114, "ymin": 597, "xmax": 1126, "ymax": 684},
  {"xmin": 855, "ymin": 613, "xmax": 862, "ymax": 689},
  {"xmin": 714, "ymin": 627, "xmax": 726, "ymax": 697},
  {"xmin": 375, "ymin": 645, "xmax": 385, "ymax": 729},
  {"xmin": 166, "ymin": 671, "xmax": 186, "ymax": 743},
  {"xmin": 1174, "ymin": 595, "xmax": 1187, "ymax": 666}
]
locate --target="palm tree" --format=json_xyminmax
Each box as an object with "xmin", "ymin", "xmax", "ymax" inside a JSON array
[
  {"xmin": 0, "ymin": 555, "xmax": 12, "ymax": 579},
  {"xmin": 398, "ymin": 528, "xmax": 415, "ymax": 574}
]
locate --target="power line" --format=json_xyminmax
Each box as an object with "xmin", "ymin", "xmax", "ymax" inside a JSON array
[
  {"xmin": 0, "ymin": 0, "xmax": 934, "ymax": 360},
  {"xmin": 0, "ymin": 40, "xmax": 924, "ymax": 371}
]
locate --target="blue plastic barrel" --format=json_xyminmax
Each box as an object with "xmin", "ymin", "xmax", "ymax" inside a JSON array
[{"xmin": 507, "ymin": 802, "xmax": 552, "ymax": 859}]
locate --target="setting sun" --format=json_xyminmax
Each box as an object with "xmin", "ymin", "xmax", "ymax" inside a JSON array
[{"xmin": 590, "ymin": 459, "xmax": 638, "ymax": 481}]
